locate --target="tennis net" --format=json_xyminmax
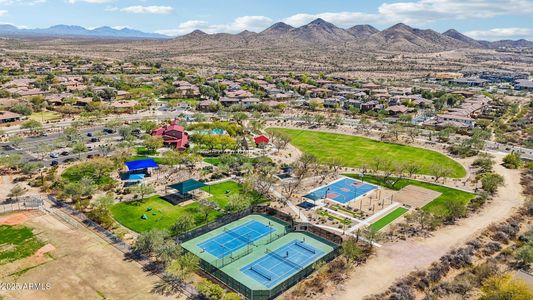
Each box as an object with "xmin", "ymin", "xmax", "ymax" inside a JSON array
[
  {"xmin": 266, "ymin": 249, "xmax": 303, "ymax": 270},
  {"xmin": 224, "ymin": 227, "xmax": 253, "ymax": 245},
  {"xmin": 250, "ymin": 266, "xmax": 272, "ymax": 281},
  {"xmin": 294, "ymin": 241, "xmax": 316, "ymax": 254}
]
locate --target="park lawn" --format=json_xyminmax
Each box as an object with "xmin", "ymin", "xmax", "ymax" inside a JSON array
[
  {"xmin": 200, "ymin": 180, "xmax": 267, "ymax": 209},
  {"xmin": 369, "ymin": 207, "xmax": 409, "ymax": 231},
  {"xmin": 28, "ymin": 111, "xmax": 62, "ymax": 121},
  {"xmin": 0, "ymin": 225, "xmax": 45, "ymax": 265},
  {"xmin": 345, "ymin": 174, "xmax": 476, "ymax": 216},
  {"xmin": 203, "ymin": 157, "xmax": 221, "ymax": 166},
  {"xmin": 135, "ymin": 146, "xmax": 157, "ymax": 156},
  {"xmin": 268, "ymin": 128, "xmax": 466, "ymax": 178},
  {"xmin": 111, "ymin": 195, "xmax": 222, "ymax": 233},
  {"xmin": 129, "ymin": 156, "xmax": 167, "ymax": 165}
]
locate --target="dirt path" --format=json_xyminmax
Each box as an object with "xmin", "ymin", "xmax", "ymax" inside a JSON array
[{"xmin": 336, "ymin": 154, "xmax": 524, "ymax": 299}]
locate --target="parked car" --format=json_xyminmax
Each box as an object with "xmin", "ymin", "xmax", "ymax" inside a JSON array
[
  {"xmin": 60, "ymin": 151, "xmax": 70, "ymax": 156},
  {"xmin": 89, "ymin": 137, "xmax": 99, "ymax": 143},
  {"xmin": 50, "ymin": 153, "xmax": 59, "ymax": 158},
  {"xmin": 87, "ymin": 132, "xmax": 93, "ymax": 137},
  {"xmin": 50, "ymin": 160, "xmax": 59, "ymax": 166}
]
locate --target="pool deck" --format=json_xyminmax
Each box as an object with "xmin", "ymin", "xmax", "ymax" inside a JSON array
[{"xmin": 181, "ymin": 214, "xmax": 336, "ymax": 291}]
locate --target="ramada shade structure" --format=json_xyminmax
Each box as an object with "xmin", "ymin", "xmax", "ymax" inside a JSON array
[
  {"xmin": 168, "ymin": 179, "xmax": 208, "ymax": 195},
  {"xmin": 125, "ymin": 159, "xmax": 159, "ymax": 171}
]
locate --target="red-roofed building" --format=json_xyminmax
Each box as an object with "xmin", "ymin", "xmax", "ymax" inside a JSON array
[
  {"xmin": 254, "ymin": 135, "xmax": 270, "ymax": 148},
  {"xmin": 152, "ymin": 120, "xmax": 190, "ymax": 149}
]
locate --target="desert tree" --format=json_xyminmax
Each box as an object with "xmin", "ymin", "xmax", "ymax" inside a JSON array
[
  {"xmin": 444, "ymin": 200, "xmax": 467, "ymax": 223},
  {"xmin": 172, "ymin": 214, "xmax": 194, "ymax": 235},
  {"xmin": 432, "ymin": 164, "xmax": 452, "ymax": 183},
  {"xmin": 405, "ymin": 162, "xmax": 421, "ymax": 178},
  {"xmin": 128, "ymin": 183, "xmax": 155, "ymax": 201}
]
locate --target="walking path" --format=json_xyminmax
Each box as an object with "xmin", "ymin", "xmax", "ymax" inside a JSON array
[{"xmin": 335, "ymin": 154, "xmax": 524, "ymax": 299}]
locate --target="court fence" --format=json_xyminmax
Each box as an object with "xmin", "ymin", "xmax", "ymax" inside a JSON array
[
  {"xmin": 179, "ymin": 205, "xmax": 342, "ymax": 300},
  {"xmin": 0, "ymin": 197, "xmax": 43, "ymax": 214}
]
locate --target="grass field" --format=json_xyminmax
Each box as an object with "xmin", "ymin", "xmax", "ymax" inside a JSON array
[
  {"xmin": 201, "ymin": 180, "xmax": 267, "ymax": 209},
  {"xmin": 135, "ymin": 146, "xmax": 157, "ymax": 156},
  {"xmin": 345, "ymin": 174, "xmax": 476, "ymax": 216},
  {"xmin": 203, "ymin": 157, "xmax": 221, "ymax": 166},
  {"xmin": 129, "ymin": 156, "xmax": 167, "ymax": 165},
  {"xmin": 110, "ymin": 196, "xmax": 222, "ymax": 233},
  {"xmin": 369, "ymin": 207, "xmax": 409, "ymax": 231},
  {"xmin": 268, "ymin": 128, "xmax": 466, "ymax": 178},
  {"xmin": 28, "ymin": 111, "xmax": 62, "ymax": 121},
  {"xmin": 0, "ymin": 225, "xmax": 44, "ymax": 265}
]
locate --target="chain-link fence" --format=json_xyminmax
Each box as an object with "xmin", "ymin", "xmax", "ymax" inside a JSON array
[
  {"xmin": 0, "ymin": 196, "xmax": 43, "ymax": 214},
  {"xmin": 179, "ymin": 205, "xmax": 342, "ymax": 299}
]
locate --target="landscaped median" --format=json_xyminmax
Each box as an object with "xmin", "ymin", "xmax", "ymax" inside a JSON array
[{"xmin": 267, "ymin": 128, "xmax": 467, "ymax": 178}]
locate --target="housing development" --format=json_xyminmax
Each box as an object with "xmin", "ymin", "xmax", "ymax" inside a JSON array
[{"xmin": 0, "ymin": 1, "xmax": 533, "ymax": 300}]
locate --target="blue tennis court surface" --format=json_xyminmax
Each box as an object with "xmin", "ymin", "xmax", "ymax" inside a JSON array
[
  {"xmin": 241, "ymin": 240, "xmax": 324, "ymax": 288},
  {"xmin": 304, "ymin": 177, "xmax": 377, "ymax": 204},
  {"xmin": 197, "ymin": 220, "xmax": 275, "ymax": 259}
]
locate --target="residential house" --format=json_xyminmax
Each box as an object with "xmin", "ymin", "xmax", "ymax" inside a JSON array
[
  {"xmin": 152, "ymin": 120, "xmax": 189, "ymax": 150},
  {"xmin": 515, "ymin": 80, "xmax": 533, "ymax": 91},
  {"xmin": 0, "ymin": 111, "xmax": 22, "ymax": 124}
]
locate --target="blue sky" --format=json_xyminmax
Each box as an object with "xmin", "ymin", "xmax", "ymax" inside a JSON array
[{"xmin": 0, "ymin": 0, "xmax": 532, "ymax": 40}]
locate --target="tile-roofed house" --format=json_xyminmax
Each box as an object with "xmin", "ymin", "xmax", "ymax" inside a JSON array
[
  {"xmin": 152, "ymin": 120, "xmax": 189, "ymax": 150},
  {"xmin": 110, "ymin": 100, "xmax": 138, "ymax": 110},
  {"xmin": 197, "ymin": 99, "xmax": 219, "ymax": 112},
  {"xmin": 225, "ymin": 90, "xmax": 254, "ymax": 99},
  {"xmin": 220, "ymin": 97, "xmax": 240, "ymax": 107},
  {"xmin": 0, "ymin": 111, "xmax": 22, "ymax": 123},
  {"xmin": 0, "ymin": 98, "xmax": 21, "ymax": 109},
  {"xmin": 386, "ymin": 105, "xmax": 410, "ymax": 115}
]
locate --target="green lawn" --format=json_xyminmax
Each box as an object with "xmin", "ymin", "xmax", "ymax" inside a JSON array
[
  {"xmin": 345, "ymin": 174, "xmax": 476, "ymax": 216},
  {"xmin": 200, "ymin": 180, "xmax": 266, "ymax": 209},
  {"xmin": 129, "ymin": 156, "xmax": 167, "ymax": 165},
  {"xmin": 268, "ymin": 128, "xmax": 466, "ymax": 178},
  {"xmin": 28, "ymin": 111, "xmax": 62, "ymax": 121},
  {"xmin": 203, "ymin": 157, "xmax": 221, "ymax": 166},
  {"xmin": 0, "ymin": 225, "xmax": 44, "ymax": 265},
  {"xmin": 369, "ymin": 207, "xmax": 409, "ymax": 231},
  {"xmin": 110, "ymin": 196, "xmax": 222, "ymax": 233},
  {"xmin": 135, "ymin": 146, "xmax": 157, "ymax": 156}
]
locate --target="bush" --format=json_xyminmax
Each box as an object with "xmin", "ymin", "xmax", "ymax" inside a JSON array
[{"xmin": 502, "ymin": 153, "xmax": 523, "ymax": 169}]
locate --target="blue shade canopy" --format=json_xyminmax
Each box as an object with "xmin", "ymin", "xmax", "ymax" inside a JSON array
[
  {"xmin": 125, "ymin": 159, "xmax": 158, "ymax": 171},
  {"xmin": 168, "ymin": 179, "xmax": 207, "ymax": 194}
]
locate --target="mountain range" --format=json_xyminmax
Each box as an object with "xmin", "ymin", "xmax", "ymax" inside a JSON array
[
  {"xmin": 0, "ymin": 24, "xmax": 169, "ymax": 39},
  {"xmin": 0, "ymin": 20, "xmax": 532, "ymax": 51},
  {"xmin": 173, "ymin": 18, "xmax": 533, "ymax": 52}
]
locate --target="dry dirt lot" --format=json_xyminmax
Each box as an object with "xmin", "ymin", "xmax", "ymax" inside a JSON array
[{"xmin": 0, "ymin": 211, "xmax": 176, "ymax": 300}]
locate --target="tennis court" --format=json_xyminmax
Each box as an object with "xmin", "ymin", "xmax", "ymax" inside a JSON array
[
  {"xmin": 304, "ymin": 177, "xmax": 378, "ymax": 205},
  {"xmin": 197, "ymin": 220, "xmax": 276, "ymax": 258},
  {"xmin": 241, "ymin": 240, "xmax": 324, "ymax": 288},
  {"xmin": 181, "ymin": 214, "xmax": 338, "ymax": 299}
]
